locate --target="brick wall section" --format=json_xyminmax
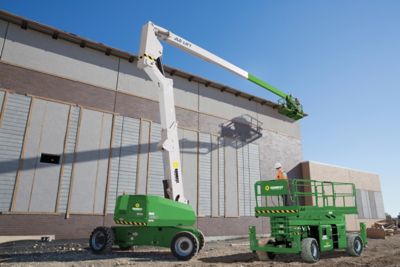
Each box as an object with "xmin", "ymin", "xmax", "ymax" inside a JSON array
[{"xmin": 0, "ymin": 214, "xmax": 268, "ymax": 239}]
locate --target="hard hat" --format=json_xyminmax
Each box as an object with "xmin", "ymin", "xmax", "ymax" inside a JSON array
[{"xmin": 274, "ymin": 162, "xmax": 282, "ymax": 169}]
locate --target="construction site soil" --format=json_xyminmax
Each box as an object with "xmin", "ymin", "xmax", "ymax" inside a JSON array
[{"xmin": 0, "ymin": 234, "xmax": 399, "ymax": 267}]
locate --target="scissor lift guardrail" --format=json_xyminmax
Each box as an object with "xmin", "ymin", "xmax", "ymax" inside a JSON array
[{"xmin": 254, "ymin": 179, "xmax": 358, "ymax": 216}]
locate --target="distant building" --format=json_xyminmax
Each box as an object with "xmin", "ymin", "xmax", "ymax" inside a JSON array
[
  {"xmin": 300, "ymin": 161, "xmax": 385, "ymax": 231},
  {"xmin": 0, "ymin": 10, "xmax": 384, "ymax": 239}
]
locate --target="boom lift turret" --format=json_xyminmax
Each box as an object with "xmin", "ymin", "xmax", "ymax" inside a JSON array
[{"xmin": 89, "ymin": 21, "xmax": 305, "ymax": 261}]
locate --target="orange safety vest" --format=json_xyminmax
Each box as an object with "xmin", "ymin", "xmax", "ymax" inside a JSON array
[{"xmin": 276, "ymin": 169, "xmax": 287, "ymax": 180}]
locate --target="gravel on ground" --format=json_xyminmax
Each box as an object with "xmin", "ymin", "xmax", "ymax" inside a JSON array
[{"xmin": 1, "ymin": 234, "xmax": 399, "ymax": 267}]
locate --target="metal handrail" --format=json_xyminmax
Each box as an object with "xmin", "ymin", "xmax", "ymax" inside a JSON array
[
  {"xmin": 255, "ymin": 179, "xmax": 357, "ymax": 209},
  {"xmin": 291, "ymin": 179, "xmax": 356, "ymax": 208}
]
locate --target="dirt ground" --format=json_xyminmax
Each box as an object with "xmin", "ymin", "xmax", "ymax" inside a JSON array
[{"xmin": 1, "ymin": 235, "xmax": 399, "ymax": 267}]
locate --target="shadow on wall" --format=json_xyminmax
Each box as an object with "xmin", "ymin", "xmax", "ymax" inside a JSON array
[
  {"xmin": 287, "ymin": 163, "xmax": 311, "ymax": 206},
  {"xmin": 287, "ymin": 163, "xmax": 303, "ymax": 180},
  {"xmin": 0, "ymin": 115, "xmax": 263, "ymax": 174},
  {"xmin": 220, "ymin": 114, "xmax": 262, "ymax": 144}
]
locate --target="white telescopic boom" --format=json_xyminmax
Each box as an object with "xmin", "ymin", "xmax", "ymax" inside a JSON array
[
  {"xmin": 151, "ymin": 24, "xmax": 249, "ymax": 79},
  {"xmin": 139, "ymin": 22, "xmax": 305, "ymax": 121}
]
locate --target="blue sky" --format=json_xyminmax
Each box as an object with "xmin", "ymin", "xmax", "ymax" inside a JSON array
[{"xmin": 1, "ymin": 0, "xmax": 399, "ymax": 216}]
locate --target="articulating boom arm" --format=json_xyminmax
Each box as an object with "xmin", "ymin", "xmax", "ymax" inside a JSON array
[
  {"xmin": 137, "ymin": 21, "xmax": 305, "ymax": 204},
  {"xmin": 139, "ymin": 21, "xmax": 305, "ymax": 121},
  {"xmin": 138, "ymin": 22, "xmax": 187, "ymax": 204}
]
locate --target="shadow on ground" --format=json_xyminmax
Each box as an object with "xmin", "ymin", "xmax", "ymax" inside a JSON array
[
  {"xmin": 0, "ymin": 249, "xmax": 177, "ymax": 263},
  {"xmin": 199, "ymin": 252, "xmax": 256, "ymax": 263},
  {"xmin": 199, "ymin": 250, "xmax": 350, "ymax": 264}
]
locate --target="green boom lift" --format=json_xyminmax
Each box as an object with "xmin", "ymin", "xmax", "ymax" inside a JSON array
[
  {"xmin": 89, "ymin": 21, "xmax": 305, "ymax": 261},
  {"xmin": 249, "ymin": 179, "xmax": 367, "ymax": 263}
]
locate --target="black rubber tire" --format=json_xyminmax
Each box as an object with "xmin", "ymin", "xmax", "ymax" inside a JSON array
[
  {"xmin": 170, "ymin": 231, "xmax": 199, "ymax": 261},
  {"xmin": 118, "ymin": 245, "xmax": 133, "ymax": 251},
  {"xmin": 89, "ymin": 227, "xmax": 114, "ymax": 254},
  {"xmin": 266, "ymin": 240, "xmax": 276, "ymax": 260},
  {"xmin": 301, "ymin": 238, "xmax": 320, "ymax": 263},
  {"xmin": 197, "ymin": 230, "xmax": 205, "ymax": 252},
  {"xmin": 346, "ymin": 234, "xmax": 363, "ymax": 256}
]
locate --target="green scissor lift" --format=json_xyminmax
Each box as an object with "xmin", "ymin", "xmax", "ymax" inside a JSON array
[{"xmin": 249, "ymin": 179, "xmax": 367, "ymax": 263}]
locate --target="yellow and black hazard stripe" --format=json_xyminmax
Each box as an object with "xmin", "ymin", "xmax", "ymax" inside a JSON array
[
  {"xmin": 256, "ymin": 209, "xmax": 298, "ymax": 214},
  {"xmin": 114, "ymin": 220, "xmax": 147, "ymax": 226},
  {"xmin": 144, "ymin": 53, "xmax": 157, "ymax": 61}
]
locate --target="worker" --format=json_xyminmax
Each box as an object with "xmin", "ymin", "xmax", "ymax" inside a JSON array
[
  {"xmin": 275, "ymin": 162, "xmax": 289, "ymax": 205},
  {"xmin": 275, "ymin": 162, "xmax": 288, "ymax": 180}
]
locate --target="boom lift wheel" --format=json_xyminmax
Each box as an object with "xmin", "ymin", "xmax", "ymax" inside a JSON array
[
  {"xmin": 197, "ymin": 230, "xmax": 205, "ymax": 251},
  {"xmin": 346, "ymin": 234, "xmax": 363, "ymax": 256},
  {"xmin": 89, "ymin": 227, "xmax": 114, "ymax": 254},
  {"xmin": 171, "ymin": 231, "xmax": 199, "ymax": 261},
  {"xmin": 301, "ymin": 238, "xmax": 320, "ymax": 263}
]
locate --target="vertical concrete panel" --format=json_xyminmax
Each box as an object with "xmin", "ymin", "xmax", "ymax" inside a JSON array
[
  {"xmin": 29, "ymin": 101, "xmax": 69, "ymax": 212},
  {"xmin": 14, "ymin": 98, "xmax": 46, "ymax": 212},
  {"xmin": 374, "ymin": 191, "xmax": 385, "ymax": 219},
  {"xmin": 224, "ymin": 137, "xmax": 238, "ymax": 217},
  {"xmin": 106, "ymin": 116, "xmax": 123, "ymax": 213},
  {"xmin": 0, "ymin": 94, "xmax": 31, "ymax": 211},
  {"xmin": 236, "ymin": 141, "xmax": 250, "ymax": 216},
  {"xmin": 147, "ymin": 123, "xmax": 164, "ymax": 196},
  {"xmin": 2, "ymin": 24, "xmax": 119, "ymax": 90},
  {"xmin": 368, "ymin": 190, "xmax": 378, "ymax": 219},
  {"xmin": 211, "ymin": 135, "xmax": 219, "ymax": 217},
  {"xmin": 57, "ymin": 106, "xmax": 80, "ymax": 212},
  {"xmin": 181, "ymin": 130, "xmax": 198, "ymax": 214},
  {"xmin": 70, "ymin": 109, "xmax": 102, "ymax": 213},
  {"xmin": 248, "ymin": 143, "xmax": 260, "ymax": 216},
  {"xmin": 242, "ymin": 144, "xmax": 251, "ymax": 216},
  {"xmin": 360, "ymin": 190, "xmax": 371, "ymax": 219},
  {"xmin": 198, "ymin": 133, "xmax": 211, "ymax": 216},
  {"xmin": 93, "ymin": 113, "xmax": 112, "ymax": 214},
  {"xmin": 117, "ymin": 117, "xmax": 140, "ymax": 195},
  {"xmin": 0, "ymin": 91, "xmax": 4, "ymax": 111},
  {"xmin": 136, "ymin": 120, "xmax": 150, "ymax": 195},
  {"xmin": 218, "ymin": 137, "xmax": 225, "ymax": 216},
  {"xmin": 236, "ymin": 141, "xmax": 245, "ymax": 216}
]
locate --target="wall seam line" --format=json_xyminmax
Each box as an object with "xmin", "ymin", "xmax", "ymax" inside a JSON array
[{"xmin": 0, "ymin": 22, "xmax": 9, "ymax": 59}]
